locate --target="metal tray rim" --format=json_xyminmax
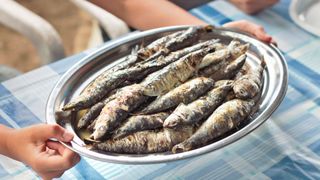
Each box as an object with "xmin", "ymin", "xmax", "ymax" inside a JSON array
[{"xmin": 46, "ymin": 26, "xmax": 288, "ymax": 164}]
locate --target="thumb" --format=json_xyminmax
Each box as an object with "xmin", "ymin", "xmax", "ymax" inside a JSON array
[{"xmin": 32, "ymin": 124, "xmax": 74, "ymax": 142}]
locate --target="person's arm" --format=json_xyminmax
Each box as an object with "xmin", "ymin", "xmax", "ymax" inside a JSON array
[
  {"xmin": 0, "ymin": 125, "xmax": 12, "ymax": 155},
  {"xmin": 90, "ymin": 0, "xmax": 274, "ymax": 43},
  {"xmin": 0, "ymin": 124, "xmax": 80, "ymax": 180},
  {"xmin": 229, "ymin": 0, "xmax": 279, "ymax": 14},
  {"xmin": 90, "ymin": 0, "xmax": 206, "ymax": 30}
]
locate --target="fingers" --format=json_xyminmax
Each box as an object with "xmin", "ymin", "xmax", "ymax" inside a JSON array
[
  {"xmin": 37, "ymin": 141, "xmax": 80, "ymax": 171},
  {"xmin": 46, "ymin": 140, "xmax": 67, "ymax": 155},
  {"xmin": 31, "ymin": 124, "xmax": 74, "ymax": 142},
  {"xmin": 229, "ymin": 0, "xmax": 279, "ymax": 14},
  {"xmin": 41, "ymin": 171, "xmax": 64, "ymax": 180},
  {"xmin": 223, "ymin": 20, "xmax": 273, "ymax": 43},
  {"xmin": 252, "ymin": 26, "xmax": 272, "ymax": 43}
]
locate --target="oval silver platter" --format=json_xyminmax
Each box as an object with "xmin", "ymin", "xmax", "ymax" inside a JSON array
[{"xmin": 46, "ymin": 26, "xmax": 288, "ymax": 164}]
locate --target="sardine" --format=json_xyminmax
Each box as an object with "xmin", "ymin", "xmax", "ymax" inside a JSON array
[
  {"xmin": 172, "ymin": 99, "xmax": 255, "ymax": 153},
  {"xmin": 233, "ymin": 59, "xmax": 266, "ymax": 99},
  {"xmin": 87, "ymin": 117, "xmax": 98, "ymax": 131},
  {"xmin": 137, "ymin": 31, "xmax": 183, "ymax": 60},
  {"xmin": 77, "ymin": 102, "xmax": 104, "ymax": 129},
  {"xmin": 199, "ymin": 48, "xmax": 229, "ymax": 69},
  {"xmin": 92, "ymin": 126, "xmax": 194, "ymax": 154},
  {"xmin": 127, "ymin": 39, "xmax": 220, "ymax": 82},
  {"xmin": 234, "ymin": 62, "xmax": 251, "ymax": 80},
  {"xmin": 199, "ymin": 41, "xmax": 248, "ymax": 77},
  {"xmin": 227, "ymin": 40, "xmax": 249, "ymax": 60},
  {"xmin": 77, "ymin": 82, "xmax": 134, "ymax": 129},
  {"xmin": 163, "ymin": 81, "xmax": 233, "ymax": 128},
  {"xmin": 214, "ymin": 80, "xmax": 234, "ymax": 88},
  {"xmin": 137, "ymin": 26, "xmax": 213, "ymax": 66},
  {"xmin": 63, "ymin": 28, "xmax": 212, "ymax": 111},
  {"xmin": 113, "ymin": 112, "xmax": 170, "ymax": 139},
  {"xmin": 141, "ymin": 49, "xmax": 209, "ymax": 96},
  {"xmin": 141, "ymin": 77, "xmax": 214, "ymax": 114},
  {"xmin": 92, "ymin": 84, "xmax": 148, "ymax": 140},
  {"xmin": 63, "ymin": 70, "xmax": 129, "ymax": 111},
  {"xmin": 210, "ymin": 54, "xmax": 247, "ymax": 81}
]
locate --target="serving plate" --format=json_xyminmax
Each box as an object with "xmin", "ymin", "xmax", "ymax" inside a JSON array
[
  {"xmin": 290, "ymin": 0, "xmax": 320, "ymax": 36},
  {"xmin": 46, "ymin": 26, "xmax": 288, "ymax": 164}
]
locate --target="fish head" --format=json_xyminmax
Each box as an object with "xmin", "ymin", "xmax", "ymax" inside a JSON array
[
  {"xmin": 163, "ymin": 118, "xmax": 180, "ymax": 128},
  {"xmin": 92, "ymin": 126, "xmax": 108, "ymax": 140},
  {"xmin": 234, "ymin": 79, "xmax": 259, "ymax": 99}
]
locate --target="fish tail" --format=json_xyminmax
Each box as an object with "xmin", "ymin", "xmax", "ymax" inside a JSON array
[
  {"xmin": 260, "ymin": 56, "xmax": 266, "ymax": 68},
  {"xmin": 172, "ymin": 141, "xmax": 191, "ymax": 153}
]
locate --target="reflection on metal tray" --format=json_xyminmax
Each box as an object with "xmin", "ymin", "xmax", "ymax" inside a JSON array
[
  {"xmin": 46, "ymin": 26, "xmax": 288, "ymax": 164},
  {"xmin": 290, "ymin": 0, "xmax": 320, "ymax": 36}
]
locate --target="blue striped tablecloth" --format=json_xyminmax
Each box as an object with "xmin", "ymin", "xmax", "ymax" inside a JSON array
[{"xmin": 1, "ymin": 0, "xmax": 320, "ymax": 179}]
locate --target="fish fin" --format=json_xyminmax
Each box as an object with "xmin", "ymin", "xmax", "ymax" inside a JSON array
[
  {"xmin": 260, "ymin": 56, "xmax": 266, "ymax": 69},
  {"xmin": 204, "ymin": 25, "xmax": 215, "ymax": 32},
  {"xmin": 84, "ymin": 137, "xmax": 100, "ymax": 144}
]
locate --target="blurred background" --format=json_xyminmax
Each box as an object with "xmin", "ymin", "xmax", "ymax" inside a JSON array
[
  {"xmin": 0, "ymin": 0, "xmax": 97, "ymax": 72},
  {"xmin": 0, "ymin": 0, "xmax": 129, "ymax": 81}
]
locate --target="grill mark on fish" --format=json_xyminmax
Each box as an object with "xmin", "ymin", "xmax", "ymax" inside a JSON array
[
  {"xmin": 91, "ymin": 85, "xmax": 148, "ymax": 140},
  {"xmin": 199, "ymin": 41, "xmax": 248, "ymax": 77},
  {"xmin": 233, "ymin": 58, "xmax": 266, "ymax": 99},
  {"xmin": 210, "ymin": 54, "xmax": 247, "ymax": 81},
  {"xmin": 92, "ymin": 126, "xmax": 194, "ymax": 154},
  {"xmin": 172, "ymin": 99, "xmax": 255, "ymax": 153},
  {"xmin": 63, "ymin": 70, "xmax": 130, "ymax": 111},
  {"xmin": 137, "ymin": 31, "xmax": 184, "ymax": 60},
  {"xmin": 163, "ymin": 81, "xmax": 233, "ymax": 128},
  {"xmin": 199, "ymin": 47, "xmax": 229, "ymax": 69},
  {"xmin": 77, "ymin": 87, "xmax": 126, "ymax": 129},
  {"xmin": 126, "ymin": 40, "xmax": 220, "ymax": 82},
  {"xmin": 141, "ymin": 77, "xmax": 214, "ymax": 114},
  {"xmin": 113, "ymin": 112, "xmax": 170, "ymax": 140},
  {"xmin": 141, "ymin": 49, "xmax": 210, "ymax": 96},
  {"xmin": 77, "ymin": 80, "xmax": 136, "ymax": 129}
]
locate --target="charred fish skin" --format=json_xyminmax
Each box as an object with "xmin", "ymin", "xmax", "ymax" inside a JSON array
[
  {"xmin": 163, "ymin": 81, "xmax": 233, "ymax": 128},
  {"xmin": 233, "ymin": 59, "xmax": 266, "ymax": 99},
  {"xmin": 113, "ymin": 112, "xmax": 170, "ymax": 139},
  {"xmin": 126, "ymin": 39, "xmax": 220, "ymax": 82},
  {"xmin": 210, "ymin": 54, "xmax": 247, "ymax": 81},
  {"xmin": 139, "ymin": 39, "xmax": 220, "ymax": 68},
  {"xmin": 199, "ymin": 48, "xmax": 229, "ymax": 69},
  {"xmin": 92, "ymin": 126, "xmax": 194, "ymax": 154},
  {"xmin": 92, "ymin": 85, "xmax": 148, "ymax": 140},
  {"xmin": 62, "ymin": 31, "xmax": 184, "ymax": 111},
  {"xmin": 137, "ymin": 30, "xmax": 184, "ymax": 60},
  {"xmin": 141, "ymin": 77, "xmax": 215, "ymax": 114},
  {"xmin": 138, "ymin": 26, "xmax": 213, "ymax": 65},
  {"xmin": 87, "ymin": 117, "xmax": 98, "ymax": 131},
  {"xmin": 199, "ymin": 41, "xmax": 248, "ymax": 78},
  {"xmin": 165, "ymin": 26, "xmax": 212, "ymax": 53},
  {"xmin": 172, "ymin": 99, "xmax": 255, "ymax": 153},
  {"xmin": 234, "ymin": 62, "xmax": 251, "ymax": 80},
  {"xmin": 63, "ymin": 28, "xmax": 214, "ymax": 111},
  {"xmin": 77, "ymin": 102, "xmax": 104, "ymax": 129},
  {"xmin": 62, "ymin": 70, "xmax": 129, "ymax": 111},
  {"xmin": 76, "ymin": 88, "xmax": 121, "ymax": 129},
  {"xmin": 142, "ymin": 49, "xmax": 209, "ymax": 97}
]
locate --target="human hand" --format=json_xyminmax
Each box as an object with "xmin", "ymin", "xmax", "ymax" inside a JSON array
[
  {"xmin": 3, "ymin": 124, "xmax": 80, "ymax": 180},
  {"xmin": 229, "ymin": 0, "xmax": 279, "ymax": 14},
  {"xmin": 223, "ymin": 20, "xmax": 276, "ymax": 44}
]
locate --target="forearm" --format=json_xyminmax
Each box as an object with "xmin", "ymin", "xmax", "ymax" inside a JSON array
[
  {"xmin": 90, "ymin": 0, "xmax": 207, "ymax": 30},
  {"xmin": 0, "ymin": 125, "xmax": 13, "ymax": 157}
]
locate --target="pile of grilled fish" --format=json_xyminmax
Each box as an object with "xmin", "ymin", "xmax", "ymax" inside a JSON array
[{"xmin": 62, "ymin": 26, "xmax": 266, "ymax": 154}]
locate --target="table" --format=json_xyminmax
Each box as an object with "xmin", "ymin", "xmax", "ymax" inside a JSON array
[{"xmin": 1, "ymin": 0, "xmax": 320, "ymax": 179}]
